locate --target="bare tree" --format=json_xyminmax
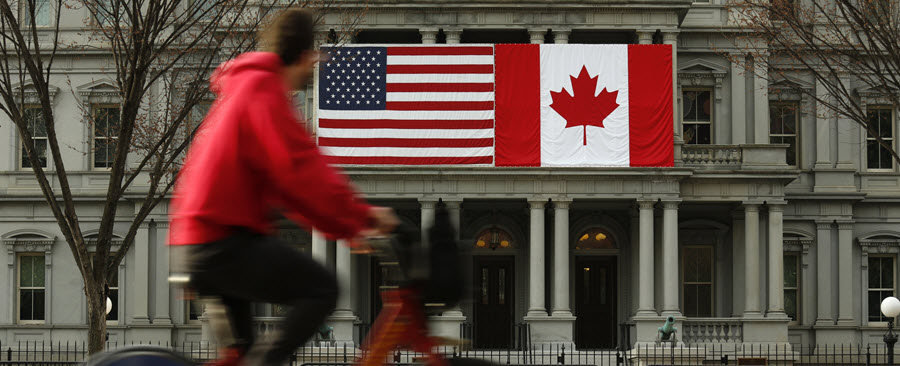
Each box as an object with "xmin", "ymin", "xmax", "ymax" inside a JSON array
[
  {"xmin": 726, "ymin": 0, "xmax": 900, "ymax": 165},
  {"xmin": 0, "ymin": 0, "xmax": 364, "ymax": 354}
]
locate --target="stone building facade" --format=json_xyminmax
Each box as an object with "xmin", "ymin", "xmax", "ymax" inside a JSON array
[{"xmin": 2, "ymin": 0, "xmax": 900, "ymax": 351}]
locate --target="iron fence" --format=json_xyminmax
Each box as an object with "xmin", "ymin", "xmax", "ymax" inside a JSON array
[{"xmin": 0, "ymin": 341, "xmax": 899, "ymax": 366}]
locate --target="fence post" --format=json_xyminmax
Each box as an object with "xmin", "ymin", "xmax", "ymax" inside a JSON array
[
  {"xmin": 6, "ymin": 347, "xmax": 10, "ymax": 361},
  {"xmin": 394, "ymin": 349, "xmax": 401, "ymax": 364},
  {"xmin": 867, "ymin": 345, "xmax": 872, "ymax": 366},
  {"xmin": 616, "ymin": 348, "xmax": 624, "ymax": 366},
  {"xmin": 557, "ymin": 344, "xmax": 565, "ymax": 365}
]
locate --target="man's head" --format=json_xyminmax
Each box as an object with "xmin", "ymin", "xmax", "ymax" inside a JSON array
[{"xmin": 262, "ymin": 8, "xmax": 318, "ymax": 91}]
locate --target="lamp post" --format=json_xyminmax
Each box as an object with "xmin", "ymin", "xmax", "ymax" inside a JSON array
[{"xmin": 881, "ymin": 297, "xmax": 900, "ymax": 366}]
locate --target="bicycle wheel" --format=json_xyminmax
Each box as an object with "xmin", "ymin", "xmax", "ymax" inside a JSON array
[
  {"xmin": 447, "ymin": 357, "xmax": 499, "ymax": 366},
  {"xmin": 85, "ymin": 346, "xmax": 195, "ymax": 366}
]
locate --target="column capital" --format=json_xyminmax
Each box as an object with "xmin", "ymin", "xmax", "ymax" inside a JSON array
[
  {"xmin": 444, "ymin": 28, "xmax": 462, "ymax": 44},
  {"xmin": 815, "ymin": 220, "xmax": 833, "ymax": 230},
  {"xmin": 743, "ymin": 203, "xmax": 761, "ymax": 212},
  {"xmin": 552, "ymin": 28, "xmax": 570, "ymax": 44},
  {"xmin": 419, "ymin": 198, "xmax": 439, "ymax": 209},
  {"xmin": 529, "ymin": 29, "xmax": 546, "ymax": 44},
  {"xmin": 528, "ymin": 200, "xmax": 547, "ymax": 209},
  {"xmin": 637, "ymin": 30, "xmax": 654, "ymax": 44},
  {"xmin": 441, "ymin": 198, "xmax": 463, "ymax": 208},
  {"xmin": 553, "ymin": 199, "xmax": 572, "ymax": 209},
  {"xmin": 836, "ymin": 220, "xmax": 854, "ymax": 230},
  {"xmin": 661, "ymin": 200, "xmax": 681, "ymax": 210},
  {"xmin": 662, "ymin": 30, "xmax": 679, "ymax": 43},
  {"xmin": 767, "ymin": 203, "xmax": 786, "ymax": 213},
  {"xmin": 420, "ymin": 27, "xmax": 439, "ymax": 44},
  {"xmin": 637, "ymin": 199, "xmax": 656, "ymax": 209}
]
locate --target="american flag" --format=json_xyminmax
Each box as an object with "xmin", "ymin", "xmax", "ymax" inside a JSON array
[{"xmin": 316, "ymin": 46, "xmax": 495, "ymax": 165}]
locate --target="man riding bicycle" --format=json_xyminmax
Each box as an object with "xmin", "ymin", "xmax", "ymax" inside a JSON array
[{"xmin": 168, "ymin": 9, "xmax": 397, "ymax": 366}]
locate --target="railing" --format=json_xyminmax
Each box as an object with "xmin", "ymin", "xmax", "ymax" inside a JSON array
[
  {"xmin": 681, "ymin": 318, "xmax": 743, "ymax": 344},
  {"xmin": 682, "ymin": 145, "xmax": 742, "ymax": 166},
  {"xmin": 1, "ymin": 340, "xmax": 899, "ymax": 366},
  {"xmin": 458, "ymin": 322, "xmax": 531, "ymax": 351},
  {"xmin": 681, "ymin": 144, "xmax": 792, "ymax": 170}
]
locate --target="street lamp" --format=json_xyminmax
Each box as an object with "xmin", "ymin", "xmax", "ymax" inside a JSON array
[
  {"xmin": 881, "ymin": 296, "xmax": 900, "ymax": 366},
  {"xmin": 105, "ymin": 297, "xmax": 113, "ymax": 315}
]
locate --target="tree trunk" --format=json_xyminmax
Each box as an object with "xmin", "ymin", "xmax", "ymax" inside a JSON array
[{"xmin": 86, "ymin": 281, "xmax": 108, "ymax": 355}]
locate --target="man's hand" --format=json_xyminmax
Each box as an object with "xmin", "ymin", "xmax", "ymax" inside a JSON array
[{"xmin": 368, "ymin": 206, "xmax": 399, "ymax": 235}]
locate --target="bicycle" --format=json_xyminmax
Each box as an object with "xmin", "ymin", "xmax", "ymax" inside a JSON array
[{"xmin": 87, "ymin": 209, "xmax": 493, "ymax": 366}]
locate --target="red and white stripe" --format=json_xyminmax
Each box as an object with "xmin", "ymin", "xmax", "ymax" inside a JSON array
[{"xmin": 317, "ymin": 46, "xmax": 495, "ymax": 165}]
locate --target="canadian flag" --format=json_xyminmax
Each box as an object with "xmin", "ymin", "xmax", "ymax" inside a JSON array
[{"xmin": 494, "ymin": 44, "xmax": 674, "ymax": 167}]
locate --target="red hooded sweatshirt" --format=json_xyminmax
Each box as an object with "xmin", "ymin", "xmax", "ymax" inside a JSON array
[{"xmin": 168, "ymin": 52, "xmax": 371, "ymax": 245}]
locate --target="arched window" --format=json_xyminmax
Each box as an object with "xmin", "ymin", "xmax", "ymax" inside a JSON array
[
  {"xmin": 474, "ymin": 227, "xmax": 514, "ymax": 250},
  {"xmin": 574, "ymin": 228, "xmax": 616, "ymax": 250}
]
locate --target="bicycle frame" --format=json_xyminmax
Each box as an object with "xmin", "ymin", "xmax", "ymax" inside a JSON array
[{"xmin": 358, "ymin": 287, "xmax": 450, "ymax": 366}]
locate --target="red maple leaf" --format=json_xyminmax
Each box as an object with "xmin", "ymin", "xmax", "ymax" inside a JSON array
[{"xmin": 550, "ymin": 66, "xmax": 620, "ymax": 146}]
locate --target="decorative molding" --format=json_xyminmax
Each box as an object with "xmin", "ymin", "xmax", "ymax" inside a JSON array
[
  {"xmin": 4, "ymin": 237, "xmax": 55, "ymax": 254},
  {"xmin": 678, "ymin": 59, "xmax": 726, "ymax": 102},
  {"xmin": 13, "ymin": 82, "xmax": 60, "ymax": 105}
]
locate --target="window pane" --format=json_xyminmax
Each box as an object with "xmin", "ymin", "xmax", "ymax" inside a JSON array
[
  {"xmin": 784, "ymin": 289, "xmax": 798, "ymax": 321},
  {"xmin": 20, "ymin": 257, "xmax": 34, "ymax": 287},
  {"xmin": 880, "ymin": 144, "xmax": 893, "ymax": 169},
  {"xmin": 682, "ymin": 92, "xmax": 696, "ymax": 121},
  {"xmin": 784, "ymin": 108, "xmax": 797, "ymax": 134},
  {"xmin": 20, "ymin": 289, "xmax": 34, "ymax": 320},
  {"xmin": 698, "ymin": 284, "xmax": 712, "ymax": 317},
  {"xmin": 883, "ymin": 258, "xmax": 895, "ymax": 288},
  {"xmin": 33, "ymin": 258, "xmax": 45, "ymax": 287},
  {"xmin": 870, "ymin": 290, "xmax": 883, "ymax": 321},
  {"xmin": 770, "ymin": 107, "xmax": 784, "ymax": 134},
  {"xmin": 684, "ymin": 284, "xmax": 698, "ymax": 317},
  {"xmin": 880, "ymin": 110, "xmax": 893, "ymax": 138},
  {"xmin": 868, "ymin": 140, "xmax": 881, "ymax": 169},
  {"xmin": 871, "ymin": 258, "xmax": 882, "ymax": 287},
  {"xmin": 694, "ymin": 91, "xmax": 710, "ymax": 121},
  {"xmin": 698, "ymin": 248, "xmax": 712, "ymax": 281},
  {"xmin": 784, "ymin": 255, "xmax": 798, "ymax": 287},
  {"xmin": 696, "ymin": 124, "xmax": 711, "ymax": 144}
]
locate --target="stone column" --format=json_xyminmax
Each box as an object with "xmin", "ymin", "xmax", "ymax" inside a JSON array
[
  {"xmin": 767, "ymin": 204, "xmax": 786, "ymax": 317},
  {"xmin": 445, "ymin": 29, "xmax": 462, "ymax": 44},
  {"xmin": 442, "ymin": 199, "xmax": 466, "ymax": 318},
  {"xmin": 153, "ymin": 222, "xmax": 172, "ymax": 324},
  {"xmin": 662, "ymin": 200, "xmax": 680, "ymax": 315},
  {"xmin": 527, "ymin": 200, "xmax": 548, "ymax": 317},
  {"xmin": 663, "ymin": 31, "xmax": 682, "ymax": 165},
  {"xmin": 815, "ymin": 221, "xmax": 833, "ymax": 325},
  {"xmin": 133, "ymin": 223, "xmax": 150, "ymax": 324},
  {"xmin": 752, "ymin": 54, "xmax": 769, "ymax": 144},
  {"xmin": 420, "ymin": 199, "xmax": 437, "ymax": 246},
  {"xmin": 663, "ymin": 32, "xmax": 680, "ymax": 142},
  {"xmin": 837, "ymin": 221, "xmax": 854, "ymax": 325},
  {"xmin": 420, "ymin": 28, "xmax": 438, "ymax": 44},
  {"xmin": 814, "ymin": 79, "xmax": 833, "ymax": 169},
  {"xmin": 330, "ymin": 239, "xmax": 357, "ymax": 345},
  {"xmin": 553, "ymin": 29, "xmax": 570, "ymax": 44},
  {"xmin": 743, "ymin": 204, "xmax": 762, "ymax": 318},
  {"xmin": 637, "ymin": 199, "xmax": 657, "ymax": 316},
  {"xmin": 529, "ymin": 29, "xmax": 546, "ymax": 44},
  {"xmin": 730, "ymin": 55, "xmax": 747, "ymax": 144},
  {"xmin": 552, "ymin": 199, "xmax": 572, "ymax": 317},
  {"xmin": 311, "ymin": 229, "xmax": 327, "ymax": 265},
  {"xmin": 637, "ymin": 31, "xmax": 654, "ymax": 45}
]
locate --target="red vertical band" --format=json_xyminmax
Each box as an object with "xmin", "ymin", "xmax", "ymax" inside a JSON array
[
  {"xmin": 627, "ymin": 45, "xmax": 674, "ymax": 167},
  {"xmin": 495, "ymin": 44, "xmax": 541, "ymax": 167}
]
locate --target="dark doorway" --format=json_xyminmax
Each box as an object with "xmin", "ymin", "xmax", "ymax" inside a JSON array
[
  {"xmin": 574, "ymin": 256, "xmax": 617, "ymax": 349},
  {"xmin": 473, "ymin": 256, "xmax": 514, "ymax": 349},
  {"xmin": 461, "ymin": 29, "xmax": 529, "ymax": 44}
]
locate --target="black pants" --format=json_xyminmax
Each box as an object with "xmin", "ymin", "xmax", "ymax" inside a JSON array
[{"xmin": 187, "ymin": 230, "xmax": 338, "ymax": 365}]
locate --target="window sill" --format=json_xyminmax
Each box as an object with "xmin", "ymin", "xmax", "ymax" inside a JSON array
[{"xmin": 860, "ymin": 171, "xmax": 900, "ymax": 176}]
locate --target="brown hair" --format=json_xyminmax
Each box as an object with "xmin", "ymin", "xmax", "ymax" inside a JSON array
[{"xmin": 262, "ymin": 8, "xmax": 315, "ymax": 66}]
